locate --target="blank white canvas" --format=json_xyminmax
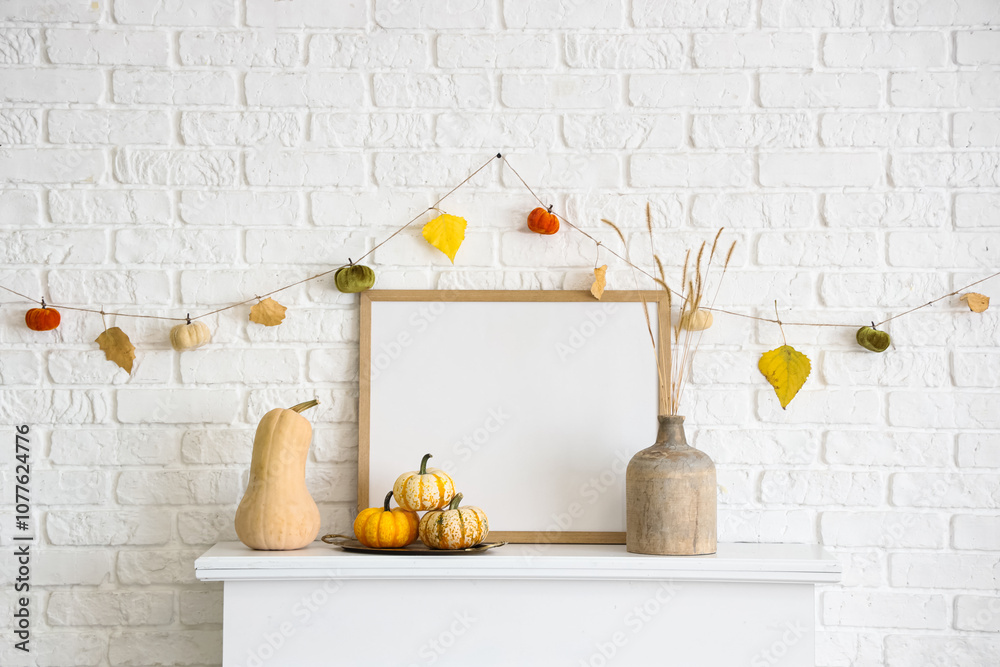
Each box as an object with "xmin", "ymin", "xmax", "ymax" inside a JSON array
[{"xmin": 366, "ymin": 297, "xmax": 659, "ymax": 536}]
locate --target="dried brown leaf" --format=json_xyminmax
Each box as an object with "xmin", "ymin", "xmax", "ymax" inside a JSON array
[
  {"xmin": 250, "ymin": 297, "xmax": 287, "ymax": 326},
  {"xmin": 960, "ymin": 293, "xmax": 990, "ymax": 313},
  {"xmin": 96, "ymin": 326, "xmax": 135, "ymax": 374},
  {"xmin": 591, "ymin": 265, "xmax": 608, "ymax": 300}
]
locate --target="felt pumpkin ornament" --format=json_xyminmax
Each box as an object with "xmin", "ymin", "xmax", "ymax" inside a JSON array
[
  {"xmin": 234, "ymin": 400, "xmax": 322, "ymax": 551},
  {"xmin": 856, "ymin": 324, "xmax": 891, "ymax": 353},
  {"xmin": 353, "ymin": 491, "xmax": 419, "ymax": 549},
  {"xmin": 335, "ymin": 263, "xmax": 376, "ymax": 293},
  {"xmin": 680, "ymin": 308, "xmax": 713, "ymax": 331},
  {"xmin": 25, "ymin": 300, "xmax": 60, "ymax": 331},
  {"xmin": 527, "ymin": 206, "xmax": 559, "ymax": 235},
  {"xmin": 418, "ymin": 493, "xmax": 489, "ymax": 550},
  {"xmin": 392, "ymin": 453, "xmax": 456, "ymax": 511},
  {"xmin": 169, "ymin": 316, "xmax": 211, "ymax": 351}
]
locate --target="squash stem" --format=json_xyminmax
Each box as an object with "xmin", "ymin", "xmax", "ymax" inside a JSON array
[
  {"xmin": 383, "ymin": 490, "xmax": 394, "ymax": 512},
  {"xmin": 289, "ymin": 399, "xmax": 320, "ymax": 413},
  {"xmin": 419, "ymin": 453, "xmax": 432, "ymax": 475},
  {"xmin": 448, "ymin": 493, "xmax": 463, "ymax": 510}
]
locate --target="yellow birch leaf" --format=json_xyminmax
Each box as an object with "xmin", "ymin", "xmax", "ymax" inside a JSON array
[
  {"xmin": 959, "ymin": 292, "xmax": 990, "ymax": 313},
  {"xmin": 758, "ymin": 345, "xmax": 811, "ymax": 410},
  {"xmin": 591, "ymin": 264, "xmax": 607, "ymax": 300},
  {"xmin": 422, "ymin": 213, "xmax": 467, "ymax": 263},
  {"xmin": 249, "ymin": 298, "xmax": 287, "ymax": 326},
  {"xmin": 96, "ymin": 326, "xmax": 135, "ymax": 374}
]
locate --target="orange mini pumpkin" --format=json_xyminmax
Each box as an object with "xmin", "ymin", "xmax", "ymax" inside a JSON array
[
  {"xmin": 527, "ymin": 206, "xmax": 559, "ymax": 235},
  {"xmin": 25, "ymin": 302, "xmax": 61, "ymax": 331},
  {"xmin": 353, "ymin": 491, "xmax": 418, "ymax": 548}
]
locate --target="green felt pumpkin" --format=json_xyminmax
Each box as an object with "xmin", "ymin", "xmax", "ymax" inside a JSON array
[
  {"xmin": 856, "ymin": 325, "xmax": 891, "ymax": 353},
  {"xmin": 335, "ymin": 264, "xmax": 376, "ymax": 294}
]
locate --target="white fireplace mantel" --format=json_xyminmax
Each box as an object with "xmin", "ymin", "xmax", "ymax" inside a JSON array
[{"xmin": 196, "ymin": 542, "xmax": 840, "ymax": 666}]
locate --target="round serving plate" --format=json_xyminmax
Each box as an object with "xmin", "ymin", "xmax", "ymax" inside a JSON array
[{"xmin": 321, "ymin": 534, "xmax": 506, "ymax": 555}]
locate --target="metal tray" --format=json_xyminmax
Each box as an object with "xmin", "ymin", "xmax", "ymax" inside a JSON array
[{"xmin": 321, "ymin": 534, "xmax": 506, "ymax": 555}]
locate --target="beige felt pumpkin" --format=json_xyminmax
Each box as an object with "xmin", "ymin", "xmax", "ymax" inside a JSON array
[
  {"xmin": 418, "ymin": 493, "xmax": 489, "ymax": 549},
  {"xmin": 392, "ymin": 453, "xmax": 455, "ymax": 511},
  {"xmin": 680, "ymin": 308, "xmax": 713, "ymax": 331},
  {"xmin": 170, "ymin": 319, "xmax": 211, "ymax": 351},
  {"xmin": 234, "ymin": 400, "xmax": 321, "ymax": 550}
]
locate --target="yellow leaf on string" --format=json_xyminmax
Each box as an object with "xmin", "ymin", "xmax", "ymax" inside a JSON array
[
  {"xmin": 249, "ymin": 298, "xmax": 287, "ymax": 326},
  {"xmin": 959, "ymin": 293, "xmax": 990, "ymax": 313},
  {"xmin": 96, "ymin": 326, "xmax": 135, "ymax": 374},
  {"xmin": 758, "ymin": 345, "xmax": 811, "ymax": 410},
  {"xmin": 591, "ymin": 264, "xmax": 607, "ymax": 300},
  {"xmin": 422, "ymin": 213, "xmax": 467, "ymax": 263}
]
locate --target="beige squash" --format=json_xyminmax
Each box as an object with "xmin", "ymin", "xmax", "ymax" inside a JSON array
[
  {"xmin": 170, "ymin": 319, "xmax": 211, "ymax": 351},
  {"xmin": 235, "ymin": 400, "xmax": 321, "ymax": 550}
]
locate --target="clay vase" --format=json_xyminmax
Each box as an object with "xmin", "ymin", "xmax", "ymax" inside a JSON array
[{"xmin": 626, "ymin": 415, "xmax": 717, "ymax": 556}]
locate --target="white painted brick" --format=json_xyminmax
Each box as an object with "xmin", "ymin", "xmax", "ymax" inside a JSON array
[
  {"xmin": 48, "ymin": 591, "xmax": 173, "ymax": 626},
  {"xmin": 692, "ymin": 193, "xmax": 816, "ymax": 228},
  {"xmin": 893, "ymin": 152, "xmax": 1000, "ymax": 187},
  {"xmin": 117, "ymin": 388, "xmax": 241, "ymax": 424},
  {"xmin": 0, "ymin": 68, "xmax": 103, "ymax": 103},
  {"xmin": 439, "ymin": 33, "xmax": 553, "ymax": 69},
  {"xmin": 824, "ymin": 192, "xmax": 948, "ymax": 229},
  {"xmin": 694, "ymin": 32, "xmax": 814, "ymax": 67},
  {"xmin": 0, "ymin": 28, "xmax": 37, "ymax": 63},
  {"xmin": 50, "ymin": 428, "xmax": 178, "ymax": 466},
  {"xmin": 890, "ymin": 391, "xmax": 1000, "ymax": 429},
  {"xmin": 0, "ymin": 108, "xmax": 39, "ymax": 144},
  {"xmin": 955, "ymin": 595, "xmax": 1000, "ymax": 632},
  {"xmin": 762, "ymin": 470, "xmax": 884, "ymax": 505},
  {"xmin": 45, "ymin": 28, "xmax": 168, "ymax": 65},
  {"xmin": 891, "ymin": 553, "xmax": 999, "ymax": 589},
  {"xmin": 50, "ymin": 348, "xmax": 170, "ymax": 385},
  {"xmin": 437, "ymin": 113, "xmax": 558, "ymax": 150},
  {"xmin": 178, "ymin": 508, "xmax": 239, "ymax": 544},
  {"xmin": 29, "ymin": 470, "xmax": 107, "ymax": 504},
  {"xmin": 716, "ymin": 270, "xmax": 813, "ymax": 308},
  {"xmin": 834, "ymin": 551, "xmax": 886, "ymax": 588},
  {"xmin": 0, "ymin": 633, "xmax": 105, "ymax": 666},
  {"xmin": 906, "ymin": 311, "xmax": 1000, "ymax": 348},
  {"xmin": 955, "ymin": 351, "xmax": 1000, "ymax": 389},
  {"xmin": 696, "ymin": 428, "xmax": 818, "ymax": 464},
  {"xmin": 891, "ymin": 71, "xmax": 1000, "ymax": 107},
  {"xmin": 715, "ymin": 468, "xmax": 758, "ymax": 505},
  {"xmin": 957, "ymin": 30, "xmax": 1000, "ymax": 65},
  {"xmin": 822, "ymin": 511, "xmax": 946, "ymax": 548},
  {"xmin": 0, "ymin": 148, "xmax": 105, "ymax": 184},
  {"xmin": 821, "ymin": 113, "xmax": 945, "ymax": 148},
  {"xmin": 180, "ymin": 349, "xmax": 301, "ymax": 384},
  {"xmin": 180, "ymin": 30, "xmax": 300, "ymax": 67},
  {"xmin": 760, "ymin": 152, "xmax": 882, "ymax": 187},
  {"xmin": 0, "ymin": 229, "xmax": 105, "ymax": 264},
  {"xmin": 1, "ymin": 0, "xmax": 102, "ymax": 22},
  {"xmin": 760, "ymin": 231, "xmax": 879, "ymax": 268},
  {"xmin": 563, "ymin": 193, "xmax": 684, "ymax": 231},
  {"xmin": 245, "ymin": 309, "xmax": 358, "ymax": 344},
  {"xmin": 0, "ymin": 389, "xmax": 110, "ymax": 424},
  {"xmin": 717, "ymin": 509, "xmax": 816, "ymax": 542},
  {"xmin": 117, "ymin": 470, "xmax": 243, "ymax": 505},
  {"xmin": 247, "ymin": 388, "xmax": 358, "ymax": 424},
  {"xmin": 500, "ymin": 153, "xmax": 620, "ymax": 190},
  {"xmin": 115, "ymin": 0, "xmax": 236, "ymax": 25},
  {"xmin": 893, "ymin": 0, "xmax": 1000, "ymax": 26},
  {"xmin": 312, "ymin": 424, "xmax": 359, "ymax": 462},
  {"xmin": 957, "ymin": 433, "xmax": 1000, "ymax": 468},
  {"xmin": 114, "ymin": 148, "xmax": 238, "ymax": 186},
  {"xmin": 893, "ymin": 472, "xmax": 1000, "ymax": 508},
  {"xmin": 762, "ymin": 0, "xmax": 888, "ymax": 27},
  {"xmin": 375, "ymin": 230, "xmax": 493, "ymax": 267},
  {"xmin": 631, "ymin": 153, "xmax": 751, "ymax": 188},
  {"xmin": 121, "ymin": 550, "xmax": 194, "ymax": 584},
  {"xmin": 953, "ymin": 112, "xmax": 1000, "ymax": 148},
  {"xmin": 311, "ymin": 113, "xmax": 434, "ymax": 148},
  {"xmin": 499, "ymin": 231, "xmax": 597, "ymax": 268},
  {"xmin": 49, "ymin": 189, "xmax": 170, "ymax": 224},
  {"xmin": 48, "ymin": 269, "xmax": 171, "ymax": 305},
  {"xmin": 758, "ymin": 388, "xmax": 883, "ymax": 425},
  {"xmin": 373, "ymin": 152, "xmax": 494, "ymax": 188},
  {"xmin": 633, "ymin": 0, "xmax": 750, "ymax": 26},
  {"xmin": 308, "ymin": 348, "xmax": 358, "ymax": 382},
  {"xmin": 504, "ymin": 74, "xmax": 617, "ymax": 109},
  {"xmin": 0, "ymin": 350, "xmax": 39, "ymax": 384},
  {"xmin": 823, "ymin": 591, "xmax": 946, "ymax": 629},
  {"xmin": 181, "ymin": 112, "xmax": 302, "ymax": 147},
  {"xmin": 760, "ymin": 73, "xmax": 880, "ymax": 108},
  {"xmin": 887, "ymin": 635, "xmax": 1000, "ymax": 666},
  {"xmin": 109, "ymin": 630, "xmax": 222, "ymax": 666},
  {"xmin": 825, "ymin": 430, "xmax": 953, "ymax": 467},
  {"xmin": 955, "ymin": 193, "xmax": 1000, "ymax": 228},
  {"xmin": 373, "ymin": 0, "xmax": 490, "ymax": 29},
  {"xmin": 567, "ymin": 34, "xmax": 682, "ymax": 68},
  {"xmin": 823, "ymin": 32, "xmax": 946, "ymax": 68},
  {"xmin": 180, "ymin": 428, "xmax": 253, "ymax": 464},
  {"xmin": 952, "ymin": 514, "xmax": 1000, "ymax": 550},
  {"xmin": 693, "ymin": 113, "xmax": 813, "ymax": 148},
  {"xmin": 245, "ymin": 229, "xmax": 366, "ymax": 264},
  {"xmin": 890, "ymin": 232, "xmax": 999, "ymax": 270},
  {"xmin": 49, "ymin": 109, "xmax": 170, "ymax": 145},
  {"xmin": 179, "ymin": 590, "xmax": 223, "ymax": 626},
  {"xmin": 46, "ymin": 510, "xmax": 171, "ymax": 546},
  {"xmin": 115, "ymin": 229, "xmax": 237, "ymax": 264},
  {"xmin": 374, "ymin": 73, "xmax": 491, "ymax": 109},
  {"xmin": 690, "ymin": 349, "xmax": 759, "ymax": 385},
  {"xmin": 505, "ymin": 0, "xmax": 622, "ymax": 27},
  {"xmin": 821, "ymin": 271, "xmax": 947, "ymax": 308},
  {"xmin": 114, "ymin": 70, "xmax": 236, "ymax": 105},
  {"xmin": 311, "ymin": 32, "xmax": 427, "ymax": 68},
  {"xmin": 630, "ymin": 73, "xmax": 749, "ymax": 108},
  {"xmin": 246, "ymin": 72, "xmax": 365, "ymax": 108},
  {"xmin": 816, "ymin": 630, "xmax": 885, "ymax": 667},
  {"xmin": 180, "ymin": 191, "xmax": 299, "ymax": 226},
  {"xmin": 246, "ymin": 149, "xmax": 364, "ymax": 187},
  {"xmin": 35, "ymin": 550, "xmax": 113, "ymax": 585}
]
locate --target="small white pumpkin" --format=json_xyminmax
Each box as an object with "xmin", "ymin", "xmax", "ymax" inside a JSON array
[{"xmin": 170, "ymin": 318, "xmax": 211, "ymax": 351}]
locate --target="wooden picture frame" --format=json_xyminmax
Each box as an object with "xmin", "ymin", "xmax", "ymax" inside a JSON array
[{"xmin": 359, "ymin": 290, "xmax": 669, "ymax": 544}]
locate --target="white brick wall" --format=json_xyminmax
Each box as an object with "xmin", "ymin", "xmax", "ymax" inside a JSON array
[{"xmin": 0, "ymin": 2, "xmax": 998, "ymax": 666}]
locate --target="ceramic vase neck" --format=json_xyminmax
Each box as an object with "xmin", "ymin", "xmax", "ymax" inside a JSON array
[{"xmin": 655, "ymin": 415, "xmax": 688, "ymax": 448}]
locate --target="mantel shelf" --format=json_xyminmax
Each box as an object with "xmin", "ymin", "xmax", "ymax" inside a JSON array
[{"xmin": 196, "ymin": 541, "xmax": 841, "ymax": 584}]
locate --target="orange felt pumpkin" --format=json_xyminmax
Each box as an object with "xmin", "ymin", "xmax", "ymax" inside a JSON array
[
  {"xmin": 25, "ymin": 302, "xmax": 61, "ymax": 331},
  {"xmin": 527, "ymin": 206, "xmax": 559, "ymax": 235}
]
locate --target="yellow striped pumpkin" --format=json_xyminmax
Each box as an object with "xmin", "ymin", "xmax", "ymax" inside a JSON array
[
  {"xmin": 353, "ymin": 491, "xmax": 418, "ymax": 548},
  {"xmin": 392, "ymin": 453, "xmax": 455, "ymax": 511},
  {"xmin": 418, "ymin": 493, "xmax": 489, "ymax": 550}
]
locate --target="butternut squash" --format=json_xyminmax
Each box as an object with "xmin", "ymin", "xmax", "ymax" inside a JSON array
[{"xmin": 235, "ymin": 400, "xmax": 321, "ymax": 550}]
